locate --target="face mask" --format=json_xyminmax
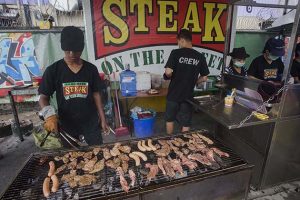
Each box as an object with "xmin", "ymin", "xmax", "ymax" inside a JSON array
[
  {"xmin": 268, "ymin": 54, "xmax": 279, "ymax": 61},
  {"xmin": 233, "ymin": 61, "xmax": 245, "ymax": 68}
]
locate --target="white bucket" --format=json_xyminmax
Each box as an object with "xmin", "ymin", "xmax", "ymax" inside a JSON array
[{"xmin": 136, "ymin": 71, "xmax": 151, "ymax": 91}]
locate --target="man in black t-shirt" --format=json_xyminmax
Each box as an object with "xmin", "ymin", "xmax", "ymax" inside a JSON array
[
  {"xmin": 248, "ymin": 37, "xmax": 285, "ymax": 83},
  {"xmin": 164, "ymin": 29, "xmax": 209, "ymax": 134},
  {"xmin": 291, "ymin": 43, "xmax": 300, "ymax": 83},
  {"xmin": 38, "ymin": 26, "xmax": 108, "ymax": 146}
]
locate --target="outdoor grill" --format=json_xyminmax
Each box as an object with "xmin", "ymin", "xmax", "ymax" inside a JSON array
[{"xmin": 0, "ymin": 131, "xmax": 253, "ymax": 200}]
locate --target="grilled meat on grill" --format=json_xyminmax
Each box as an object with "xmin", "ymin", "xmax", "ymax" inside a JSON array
[
  {"xmin": 180, "ymin": 155, "xmax": 197, "ymax": 170},
  {"xmin": 174, "ymin": 137, "xmax": 186, "ymax": 146},
  {"xmin": 158, "ymin": 139, "xmax": 168, "ymax": 146},
  {"xmin": 119, "ymin": 145, "xmax": 131, "ymax": 154},
  {"xmin": 167, "ymin": 140, "xmax": 179, "ymax": 151},
  {"xmin": 55, "ymin": 164, "xmax": 66, "ymax": 174},
  {"xmin": 83, "ymin": 151, "xmax": 94, "ymax": 160},
  {"xmin": 93, "ymin": 147, "xmax": 101, "ymax": 155},
  {"xmin": 128, "ymin": 169, "xmax": 136, "ymax": 187},
  {"xmin": 129, "ymin": 153, "xmax": 141, "ymax": 166},
  {"xmin": 67, "ymin": 159, "xmax": 77, "ymax": 170},
  {"xmin": 211, "ymin": 147, "xmax": 229, "ymax": 157},
  {"xmin": 187, "ymin": 143, "xmax": 197, "ymax": 151},
  {"xmin": 154, "ymin": 144, "xmax": 171, "ymax": 157},
  {"xmin": 182, "ymin": 148, "xmax": 190, "ymax": 155},
  {"xmin": 194, "ymin": 143, "xmax": 207, "ymax": 150},
  {"xmin": 110, "ymin": 146, "xmax": 121, "ymax": 157},
  {"xmin": 173, "ymin": 149, "xmax": 184, "ymax": 158},
  {"xmin": 116, "ymin": 167, "xmax": 130, "ymax": 193},
  {"xmin": 171, "ymin": 139, "xmax": 181, "ymax": 147},
  {"xmin": 74, "ymin": 174, "xmax": 97, "ymax": 187},
  {"xmin": 103, "ymin": 148, "xmax": 112, "ymax": 160},
  {"xmin": 138, "ymin": 141, "xmax": 147, "ymax": 151},
  {"xmin": 69, "ymin": 151, "xmax": 85, "ymax": 160},
  {"xmin": 145, "ymin": 163, "xmax": 159, "ymax": 181},
  {"xmin": 131, "ymin": 151, "xmax": 147, "ymax": 161},
  {"xmin": 188, "ymin": 154, "xmax": 212, "ymax": 166},
  {"xmin": 89, "ymin": 159, "xmax": 105, "ymax": 174},
  {"xmin": 106, "ymin": 157, "xmax": 121, "ymax": 169},
  {"xmin": 161, "ymin": 157, "xmax": 176, "ymax": 178},
  {"xmin": 197, "ymin": 133, "xmax": 214, "ymax": 145},
  {"xmin": 169, "ymin": 158, "xmax": 184, "ymax": 176},
  {"xmin": 118, "ymin": 154, "xmax": 130, "ymax": 162},
  {"xmin": 62, "ymin": 172, "xmax": 77, "ymax": 188},
  {"xmin": 122, "ymin": 161, "xmax": 129, "ymax": 173},
  {"xmin": 141, "ymin": 140, "xmax": 152, "ymax": 151},
  {"xmin": 147, "ymin": 139, "xmax": 157, "ymax": 151},
  {"xmin": 76, "ymin": 160, "xmax": 85, "ymax": 170},
  {"xmin": 157, "ymin": 157, "xmax": 166, "ymax": 175},
  {"xmin": 83, "ymin": 156, "xmax": 98, "ymax": 172}
]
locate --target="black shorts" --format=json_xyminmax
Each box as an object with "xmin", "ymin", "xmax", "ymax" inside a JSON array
[{"xmin": 165, "ymin": 101, "xmax": 193, "ymax": 127}]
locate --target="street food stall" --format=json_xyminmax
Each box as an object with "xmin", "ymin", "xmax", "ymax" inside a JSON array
[{"xmin": 1, "ymin": 0, "xmax": 300, "ymax": 199}]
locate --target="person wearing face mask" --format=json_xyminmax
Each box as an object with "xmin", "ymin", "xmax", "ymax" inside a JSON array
[
  {"xmin": 248, "ymin": 37, "xmax": 285, "ymax": 83},
  {"xmin": 225, "ymin": 47, "xmax": 250, "ymax": 76},
  {"xmin": 163, "ymin": 29, "xmax": 210, "ymax": 134},
  {"xmin": 290, "ymin": 43, "xmax": 300, "ymax": 83}
]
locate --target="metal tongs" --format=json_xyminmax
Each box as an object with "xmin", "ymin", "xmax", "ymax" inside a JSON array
[{"xmin": 59, "ymin": 128, "xmax": 88, "ymax": 149}]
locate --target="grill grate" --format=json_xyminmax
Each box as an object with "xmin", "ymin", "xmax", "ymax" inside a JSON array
[{"xmin": 1, "ymin": 131, "xmax": 247, "ymax": 200}]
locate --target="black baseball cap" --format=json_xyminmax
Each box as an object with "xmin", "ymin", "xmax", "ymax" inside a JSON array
[
  {"xmin": 264, "ymin": 37, "xmax": 285, "ymax": 57},
  {"xmin": 61, "ymin": 26, "xmax": 84, "ymax": 52}
]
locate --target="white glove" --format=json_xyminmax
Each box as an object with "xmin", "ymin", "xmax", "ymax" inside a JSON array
[{"xmin": 39, "ymin": 105, "xmax": 56, "ymax": 120}]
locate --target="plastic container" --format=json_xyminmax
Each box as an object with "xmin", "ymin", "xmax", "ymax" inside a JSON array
[
  {"xmin": 133, "ymin": 116, "xmax": 155, "ymax": 138},
  {"xmin": 120, "ymin": 70, "xmax": 137, "ymax": 96},
  {"xmin": 224, "ymin": 96, "xmax": 234, "ymax": 107},
  {"xmin": 136, "ymin": 71, "xmax": 151, "ymax": 91}
]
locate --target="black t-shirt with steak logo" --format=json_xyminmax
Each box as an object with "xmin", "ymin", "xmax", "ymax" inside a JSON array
[
  {"xmin": 248, "ymin": 55, "xmax": 284, "ymax": 81},
  {"xmin": 39, "ymin": 59, "xmax": 100, "ymax": 136}
]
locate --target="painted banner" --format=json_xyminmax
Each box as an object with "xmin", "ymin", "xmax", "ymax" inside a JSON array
[
  {"xmin": 84, "ymin": 0, "xmax": 228, "ymax": 76},
  {"xmin": 0, "ymin": 33, "xmax": 41, "ymax": 88}
]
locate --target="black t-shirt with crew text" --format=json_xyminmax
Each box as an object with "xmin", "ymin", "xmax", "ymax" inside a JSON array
[
  {"xmin": 248, "ymin": 55, "xmax": 284, "ymax": 81},
  {"xmin": 165, "ymin": 48, "xmax": 210, "ymax": 102},
  {"xmin": 38, "ymin": 59, "xmax": 100, "ymax": 135},
  {"xmin": 290, "ymin": 59, "xmax": 300, "ymax": 80}
]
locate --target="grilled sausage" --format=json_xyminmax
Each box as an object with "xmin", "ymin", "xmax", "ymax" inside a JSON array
[
  {"xmin": 48, "ymin": 161, "xmax": 56, "ymax": 177},
  {"xmin": 132, "ymin": 151, "xmax": 147, "ymax": 161},
  {"xmin": 129, "ymin": 153, "xmax": 141, "ymax": 166},
  {"xmin": 137, "ymin": 141, "xmax": 146, "ymax": 152},
  {"xmin": 147, "ymin": 139, "xmax": 157, "ymax": 151},
  {"xmin": 43, "ymin": 177, "xmax": 51, "ymax": 198},
  {"xmin": 141, "ymin": 140, "xmax": 152, "ymax": 151},
  {"xmin": 51, "ymin": 175, "xmax": 59, "ymax": 193}
]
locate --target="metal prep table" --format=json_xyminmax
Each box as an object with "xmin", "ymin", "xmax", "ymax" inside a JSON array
[{"xmin": 189, "ymin": 74, "xmax": 300, "ymax": 189}]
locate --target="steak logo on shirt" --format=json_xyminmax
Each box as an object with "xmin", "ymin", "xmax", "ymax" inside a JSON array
[
  {"xmin": 264, "ymin": 69, "xmax": 278, "ymax": 79},
  {"xmin": 63, "ymin": 82, "xmax": 88, "ymax": 100}
]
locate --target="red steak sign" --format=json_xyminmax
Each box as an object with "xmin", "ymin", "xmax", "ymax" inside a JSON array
[{"xmin": 91, "ymin": 0, "xmax": 228, "ymax": 59}]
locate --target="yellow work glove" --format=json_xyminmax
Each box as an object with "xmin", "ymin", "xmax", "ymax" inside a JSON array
[{"xmin": 44, "ymin": 115, "xmax": 58, "ymax": 133}]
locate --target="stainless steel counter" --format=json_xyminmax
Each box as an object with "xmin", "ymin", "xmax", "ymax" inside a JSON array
[{"xmin": 188, "ymin": 99, "xmax": 277, "ymax": 129}]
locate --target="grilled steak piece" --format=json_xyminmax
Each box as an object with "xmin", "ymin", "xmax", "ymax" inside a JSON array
[{"xmin": 145, "ymin": 163, "xmax": 159, "ymax": 181}]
